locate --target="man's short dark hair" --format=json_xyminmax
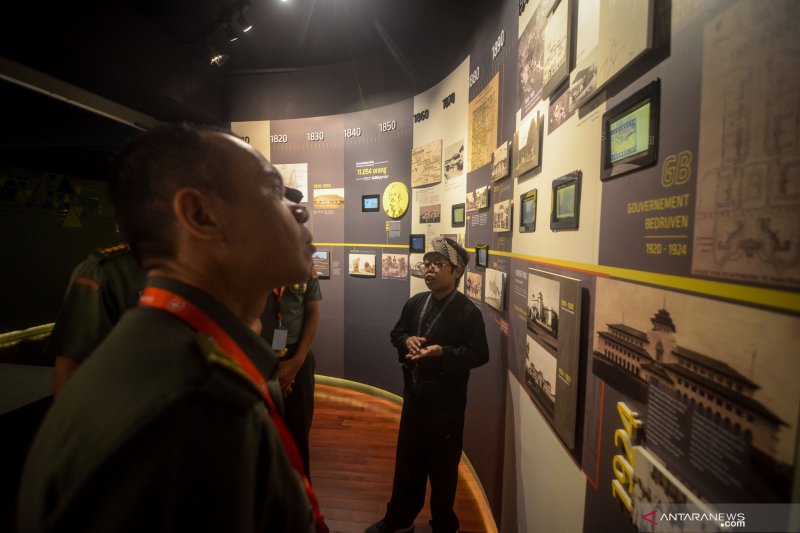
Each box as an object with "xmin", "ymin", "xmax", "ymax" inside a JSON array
[{"xmin": 108, "ymin": 123, "xmax": 235, "ymax": 264}]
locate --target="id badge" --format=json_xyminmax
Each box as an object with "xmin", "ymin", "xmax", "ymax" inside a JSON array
[{"xmin": 272, "ymin": 327, "xmax": 288, "ymax": 351}]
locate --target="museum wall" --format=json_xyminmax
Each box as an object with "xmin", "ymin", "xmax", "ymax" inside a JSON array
[{"xmin": 231, "ymin": 0, "xmax": 800, "ymax": 531}]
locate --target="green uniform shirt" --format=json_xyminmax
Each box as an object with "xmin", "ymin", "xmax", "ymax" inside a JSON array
[
  {"xmin": 45, "ymin": 243, "xmax": 146, "ymax": 363},
  {"xmin": 19, "ymin": 277, "xmax": 316, "ymax": 533},
  {"xmin": 260, "ymin": 275, "xmax": 322, "ymax": 348}
]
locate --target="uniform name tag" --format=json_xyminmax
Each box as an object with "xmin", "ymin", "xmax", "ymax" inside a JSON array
[{"xmin": 272, "ymin": 327, "xmax": 289, "ymax": 351}]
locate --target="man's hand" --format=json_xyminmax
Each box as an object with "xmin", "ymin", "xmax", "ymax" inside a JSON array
[
  {"xmin": 405, "ymin": 336, "xmax": 427, "ymax": 355},
  {"xmin": 405, "ymin": 344, "xmax": 442, "ymax": 361},
  {"xmin": 277, "ymin": 358, "xmax": 301, "ymax": 397}
]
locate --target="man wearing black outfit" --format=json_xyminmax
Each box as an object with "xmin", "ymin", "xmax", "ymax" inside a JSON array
[{"xmin": 366, "ymin": 236, "xmax": 489, "ymax": 533}]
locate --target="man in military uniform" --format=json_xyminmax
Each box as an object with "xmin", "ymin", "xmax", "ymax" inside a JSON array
[
  {"xmin": 47, "ymin": 242, "xmax": 146, "ymax": 396},
  {"xmin": 260, "ymin": 187, "xmax": 321, "ymax": 478},
  {"xmin": 18, "ymin": 124, "xmax": 326, "ymax": 533}
]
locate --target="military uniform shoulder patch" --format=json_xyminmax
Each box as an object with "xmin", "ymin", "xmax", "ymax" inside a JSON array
[
  {"xmin": 95, "ymin": 242, "xmax": 131, "ymax": 259},
  {"xmin": 194, "ymin": 333, "xmax": 262, "ymax": 395}
]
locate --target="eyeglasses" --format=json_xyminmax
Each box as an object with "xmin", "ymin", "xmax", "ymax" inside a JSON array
[{"xmin": 415, "ymin": 260, "xmax": 448, "ymax": 273}]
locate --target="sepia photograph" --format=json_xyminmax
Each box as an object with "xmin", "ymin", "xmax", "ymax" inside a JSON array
[
  {"xmin": 484, "ymin": 268, "xmax": 506, "ymax": 311},
  {"xmin": 465, "ymin": 271, "xmax": 482, "ymax": 301},
  {"xmin": 381, "ymin": 253, "xmax": 408, "ymax": 279},
  {"xmin": 313, "ymin": 187, "xmax": 345, "ymax": 210},
  {"xmin": 444, "ymin": 140, "xmax": 464, "ymax": 180},
  {"xmin": 474, "ymin": 186, "xmax": 489, "ymax": 210},
  {"xmin": 491, "ymin": 142, "xmax": 510, "ymax": 182},
  {"xmin": 493, "ymin": 199, "xmax": 511, "ymax": 232},
  {"xmin": 348, "ymin": 253, "xmax": 376, "ymax": 277},
  {"xmin": 419, "ymin": 204, "xmax": 441, "ymax": 224},
  {"xmin": 513, "ymin": 111, "xmax": 541, "ymax": 179}
]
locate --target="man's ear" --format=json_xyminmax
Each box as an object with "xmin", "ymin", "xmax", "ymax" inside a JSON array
[{"xmin": 172, "ymin": 188, "xmax": 221, "ymax": 240}]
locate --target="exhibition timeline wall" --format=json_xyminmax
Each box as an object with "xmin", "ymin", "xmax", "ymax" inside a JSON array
[{"xmin": 232, "ymin": 0, "xmax": 800, "ymax": 531}]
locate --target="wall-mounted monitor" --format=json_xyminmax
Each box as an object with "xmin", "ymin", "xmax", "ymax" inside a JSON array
[
  {"xmin": 475, "ymin": 244, "xmax": 489, "ymax": 268},
  {"xmin": 409, "ymin": 234, "xmax": 425, "ymax": 253},
  {"xmin": 601, "ymin": 79, "xmax": 660, "ymax": 180},
  {"xmin": 451, "ymin": 203, "xmax": 465, "ymax": 227},
  {"xmin": 361, "ymin": 194, "xmax": 380, "ymax": 212},
  {"xmin": 519, "ymin": 189, "xmax": 537, "ymax": 233},
  {"xmin": 550, "ymin": 171, "xmax": 582, "ymax": 231}
]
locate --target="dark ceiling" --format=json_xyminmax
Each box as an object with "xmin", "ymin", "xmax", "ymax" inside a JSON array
[
  {"xmin": 1, "ymin": 0, "xmax": 493, "ymax": 123},
  {"xmin": 0, "ymin": 0, "xmax": 493, "ymax": 179}
]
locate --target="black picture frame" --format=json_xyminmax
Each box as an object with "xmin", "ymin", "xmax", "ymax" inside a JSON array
[
  {"xmin": 550, "ymin": 171, "xmax": 582, "ymax": 231},
  {"xmin": 451, "ymin": 203, "xmax": 465, "ymax": 227},
  {"xmin": 601, "ymin": 79, "xmax": 661, "ymax": 181},
  {"xmin": 475, "ymin": 244, "xmax": 489, "ymax": 268},
  {"xmin": 361, "ymin": 194, "xmax": 380, "ymax": 212},
  {"xmin": 409, "ymin": 233, "xmax": 425, "ymax": 253},
  {"xmin": 519, "ymin": 189, "xmax": 537, "ymax": 233}
]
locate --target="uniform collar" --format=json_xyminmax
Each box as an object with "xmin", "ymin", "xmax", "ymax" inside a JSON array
[{"xmin": 145, "ymin": 276, "xmax": 278, "ymax": 376}]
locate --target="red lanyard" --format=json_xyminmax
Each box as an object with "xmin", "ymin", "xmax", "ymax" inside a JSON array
[
  {"xmin": 272, "ymin": 287, "xmax": 286, "ymax": 326},
  {"xmin": 140, "ymin": 287, "xmax": 328, "ymax": 533}
]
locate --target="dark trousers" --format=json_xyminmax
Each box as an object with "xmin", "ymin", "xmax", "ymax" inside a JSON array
[
  {"xmin": 385, "ymin": 405, "xmax": 464, "ymax": 533},
  {"xmin": 282, "ymin": 350, "xmax": 316, "ymax": 479}
]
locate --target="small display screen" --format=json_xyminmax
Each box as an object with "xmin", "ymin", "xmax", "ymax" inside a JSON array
[
  {"xmin": 453, "ymin": 207, "xmax": 464, "ymax": 223},
  {"xmin": 556, "ymin": 183, "xmax": 575, "ymax": 218},
  {"xmin": 410, "ymin": 234, "xmax": 425, "ymax": 252},
  {"xmin": 362, "ymin": 195, "xmax": 380, "ymax": 211},
  {"xmin": 477, "ymin": 247, "xmax": 488, "ymax": 266},
  {"xmin": 609, "ymin": 101, "xmax": 651, "ymax": 164},
  {"xmin": 522, "ymin": 198, "xmax": 535, "ymax": 224}
]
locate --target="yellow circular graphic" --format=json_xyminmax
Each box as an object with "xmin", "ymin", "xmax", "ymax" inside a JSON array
[{"xmin": 383, "ymin": 181, "xmax": 409, "ymax": 219}]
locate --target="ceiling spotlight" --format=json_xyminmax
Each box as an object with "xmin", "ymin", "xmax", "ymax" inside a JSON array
[
  {"xmin": 225, "ymin": 24, "xmax": 239, "ymax": 42},
  {"xmin": 210, "ymin": 53, "xmax": 229, "ymax": 67},
  {"xmin": 237, "ymin": 12, "xmax": 252, "ymax": 32}
]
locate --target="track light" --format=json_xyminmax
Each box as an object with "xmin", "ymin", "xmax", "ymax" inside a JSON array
[
  {"xmin": 210, "ymin": 53, "xmax": 229, "ymax": 67},
  {"xmin": 237, "ymin": 12, "xmax": 252, "ymax": 32},
  {"xmin": 225, "ymin": 24, "xmax": 239, "ymax": 42}
]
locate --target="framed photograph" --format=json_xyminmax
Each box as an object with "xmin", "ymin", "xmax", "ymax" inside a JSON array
[
  {"xmin": 519, "ymin": 189, "xmax": 537, "ymax": 233},
  {"xmin": 541, "ymin": 0, "xmax": 572, "ymax": 99},
  {"xmin": 410, "ymin": 253, "xmax": 426, "ymax": 278},
  {"xmin": 601, "ymin": 79, "xmax": 661, "ymax": 180},
  {"xmin": 491, "ymin": 141, "xmax": 510, "ymax": 182},
  {"xmin": 525, "ymin": 267, "xmax": 582, "ymax": 449},
  {"xmin": 465, "ymin": 271, "xmax": 482, "ymax": 301},
  {"xmin": 361, "ymin": 194, "xmax": 380, "ymax": 212},
  {"xmin": 474, "ymin": 186, "xmax": 490, "ymax": 210},
  {"xmin": 444, "ymin": 140, "xmax": 465, "ymax": 180},
  {"xmin": 381, "ymin": 253, "xmax": 408, "ymax": 279},
  {"xmin": 451, "ymin": 203, "xmax": 465, "ymax": 227},
  {"xmin": 550, "ymin": 171, "xmax": 582, "ymax": 231},
  {"xmin": 409, "ymin": 233, "xmax": 425, "ymax": 253},
  {"xmin": 475, "ymin": 244, "xmax": 489, "ymax": 268},
  {"xmin": 492, "ymin": 199, "xmax": 512, "ymax": 232},
  {"xmin": 312, "ymin": 250, "xmax": 330, "ymax": 279},
  {"xmin": 348, "ymin": 253, "xmax": 376, "ymax": 277},
  {"xmin": 484, "ymin": 268, "xmax": 507, "ymax": 312},
  {"xmin": 419, "ymin": 204, "xmax": 441, "ymax": 224},
  {"xmin": 513, "ymin": 111, "xmax": 542, "ymax": 180}
]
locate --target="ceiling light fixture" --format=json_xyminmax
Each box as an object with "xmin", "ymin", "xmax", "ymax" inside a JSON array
[
  {"xmin": 237, "ymin": 12, "xmax": 253, "ymax": 33},
  {"xmin": 225, "ymin": 24, "xmax": 239, "ymax": 42},
  {"xmin": 210, "ymin": 53, "xmax": 229, "ymax": 67}
]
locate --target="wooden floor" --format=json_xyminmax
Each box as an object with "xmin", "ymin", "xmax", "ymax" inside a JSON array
[{"xmin": 310, "ymin": 384, "xmax": 495, "ymax": 533}]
